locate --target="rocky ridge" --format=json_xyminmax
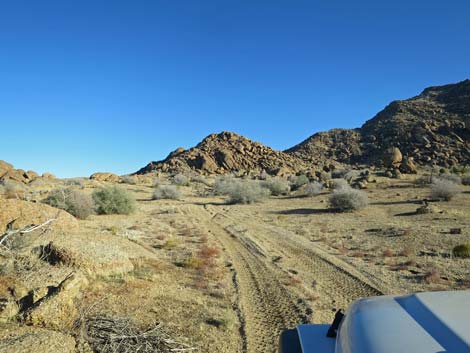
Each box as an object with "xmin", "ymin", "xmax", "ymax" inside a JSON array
[
  {"xmin": 0, "ymin": 160, "xmax": 55, "ymax": 184},
  {"xmin": 136, "ymin": 131, "xmax": 308, "ymax": 176},
  {"xmin": 287, "ymin": 79, "xmax": 470, "ymax": 169}
]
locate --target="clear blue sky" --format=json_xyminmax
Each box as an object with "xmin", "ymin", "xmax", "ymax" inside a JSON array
[{"xmin": 1, "ymin": 1, "xmax": 469, "ymax": 177}]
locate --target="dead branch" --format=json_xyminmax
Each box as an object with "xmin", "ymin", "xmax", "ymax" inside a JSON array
[
  {"xmin": 82, "ymin": 315, "xmax": 196, "ymax": 353},
  {"xmin": 0, "ymin": 218, "xmax": 56, "ymax": 247}
]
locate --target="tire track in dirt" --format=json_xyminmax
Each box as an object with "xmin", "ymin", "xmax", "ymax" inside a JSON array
[
  {"xmin": 191, "ymin": 206, "xmax": 311, "ymax": 353},
  {"xmin": 204, "ymin": 205, "xmax": 384, "ymax": 324}
]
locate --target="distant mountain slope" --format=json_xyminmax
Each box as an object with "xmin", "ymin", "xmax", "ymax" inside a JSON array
[
  {"xmin": 286, "ymin": 79, "xmax": 470, "ymax": 167},
  {"xmin": 136, "ymin": 131, "xmax": 307, "ymax": 175}
]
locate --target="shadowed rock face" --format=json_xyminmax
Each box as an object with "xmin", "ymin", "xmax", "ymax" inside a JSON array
[
  {"xmin": 286, "ymin": 79, "xmax": 470, "ymax": 168},
  {"xmin": 136, "ymin": 131, "xmax": 307, "ymax": 176}
]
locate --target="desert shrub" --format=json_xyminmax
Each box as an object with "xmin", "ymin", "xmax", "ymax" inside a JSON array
[
  {"xmin": 64, "ymin": 177, "xmax": 86, "ymax": 188},
  {"xmin": 227, "ymin": 180, "xmax": 269, "ymax": 204},
  {"xmin": 192, "ymin": 175, "xmax": 211, "ymax": 186},
  {"xmin": 121, "ymin": 175, "xmax": 137, "ymax": 185},
  {"xmin": 416, "ymin": 174, "xmax": 433, "ymax": 186},
  {"xmin": 436, "ymin": 173, "xmax": 461, "ymax": 184},
  {"xmin": 329, "ymin": 186, "xmax": 369, "ymax": 211},
  {"xmin": 0, "ymin": 180, "xmax": 27, "ymax": 200},
  {"xmin": 43, "ymin": 187, "xmax": 95, "ymax": 219},
  {"xmin": 92, "ymin": 186, "xmax": 136, "ymax": 215},
  {"xmin": 305, "ymin": 182, "xmax": 323, "ymax": 196},
  {"xmin": 262, "ymin": 178, "xmax": 290, "ymax": 196},
  {"xmin": 172, "ymin": 174, "xmax": 189, "ymax": 186},
  {"xmin": 343, "ymin": 170, "xmax": 360, "ymax": 182},
  {"xmin": 430, "ymin": 179, "xmax": 462, "ymax": 201},
  {"xmin": 289, "ymin": 175, "xmax": 309, "ymax": 190},
  {"xmin": 213, "ymin": 176, "xmax": 237, "ymax": 195},
  {"xmin": 450, "ymin": 165, "xmax": 470, "ymax": 174},
  {"xmin": 331, "ymin": 169, "xmax": 347, "ymax": 179},
  {"xmin": 331, "ymin": 178, "xmax": 349, "ymax": 190},
  {"xmin": 460, "ymin": 173, "xmax": 470, "ymax": 185},
  {"xmin": 259, "ymin": 170, "xmax": 269, "ymax": 180},
  {"xmin": 453, "ymin": 243, "xmax": 470, "ymax": 258},
  {"xmin": 153, "ymin": 185, "xmax": 181, "ymax": 200}
]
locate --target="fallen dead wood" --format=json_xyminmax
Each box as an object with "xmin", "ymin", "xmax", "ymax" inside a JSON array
[
  {"xmin": 81, "ymin": 315, "xmax": 196, "ymax": 353},
  {"xmin": 0, "ymin": 218, "xmax": 56, "ymax": 247}
]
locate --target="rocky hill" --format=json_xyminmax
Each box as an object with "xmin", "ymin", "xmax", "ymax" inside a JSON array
[
  {"xmin": 0, "ymin": 160, "xmax": 55, "ymax": 183},
  {"xmin": 136, "ymin": 131, "xmax": 307, "ymax": 176},
  {"xmin": 287, "ymin": 79, "xmax": 470, "ymax": 168}
]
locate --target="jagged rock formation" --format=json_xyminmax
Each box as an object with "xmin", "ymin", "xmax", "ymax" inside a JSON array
[
  {"xmin": 285, "ymin": 129, "xmax": 363, "ymax": 166},
  {"xmin": 136, "ymin": 131, "xmax": 307, "ymax": 176},
  {"xmin": 287, "ymin": 79, "xmax": 470, "ymax": 168}
]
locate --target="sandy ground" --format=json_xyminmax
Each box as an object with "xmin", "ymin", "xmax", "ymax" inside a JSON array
[{"xmin": 2, "ymin": 174, "xmax": 470, "ymax": 353}]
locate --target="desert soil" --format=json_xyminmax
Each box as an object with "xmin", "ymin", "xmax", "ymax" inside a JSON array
[{"xmin": 1, "ymin": 174, "xmax": 469, "ymax": 353}]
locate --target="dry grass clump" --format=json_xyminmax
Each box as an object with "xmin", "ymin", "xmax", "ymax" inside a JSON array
[
  {"xmin": 80, "ymin": 315, "xmax": 193, "ymax": 353},
  {"xmin": 262, "ymin": 178, "xmax": 290, "ymax": 196},
  {"xmin": 430, "ymin": 178, "xmax": 462, "ymax": 201},
  {"xmin": 92, "ymin": 186, "xmax": 136, "ymax": 215},
  {"xmin": 43, "ymin": 187, "xmax": 95, "ymax": 219},
  {"xmin": 329, "ymin": 186, "xmax": 368, "ymax": 212},
  {"xmin": 305, "ymin": 182, "xmax": 323, "ymax": 196},
  {"xmin": 453, "ymin": 243, "xmax": 470, "ymax": 258},
  {"xmin": 153, "ymin": 185, "xmax": 181, "ymax": 200},
  {"xmin": 183, "ymin": 245, "xmax": 220, "ymax": 270},
  {"xmin": 172, "ymin": 174, "xmax": 189, "ymax": 186}
]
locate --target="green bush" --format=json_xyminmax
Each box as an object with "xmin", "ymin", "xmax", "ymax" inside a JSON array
[
  {"xmin": 289, "ymin": 175, "xmax": 309, "ymax": 190},
  {"xmin": 43, "ymin": 187, "xmax": 95, "ymax": 219},
  {"xmin": 453, "ymin": 243, "xmax": 470, "ymax": 258},
  {"xmin": 430, "ymin": 179, "xmax": 462, "ymax": 201},
  {"xmin": 153, "ymin": 185, "xmax": 181, "ymax": 200},
  {"xmin": 92, "ymin": 186, "xmax": 136, "ymax": 215},
  {"xmin": 329, "ymin": 186, "xmax": 368, "ymax": 211},
  {"xmin": 262, "ymin": 178, "xmax": 290, "ymax": 196}
]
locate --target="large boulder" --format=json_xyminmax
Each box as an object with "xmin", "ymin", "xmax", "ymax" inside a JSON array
[
  {"xmin": 382, "ymin": 147, "xmax": 403, "ymax": 168},
  {"xmin": 36, "ymin": 232, "xmax": 154, "ymax": 276},
  {"xmin": 23, "ymin": 272, "xmax": 88, "ymax": 330},
  {"xmin": 90, "ymin": 172, "xmax": 120, "ymax": 182},
  {"xmin": 400, "ymin": 156, "xmax": 418, "ymax": 174},
  {"xmin": 0, "ymin": 324, "xmax": 76, "ymax": 353},
  {"xmin": 0, "ymin": 199, "xmax": 79, "ymax": 233},
  {"xmin": 41, "ymin": 172, "xmax": 56, "ymax": 180}
]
